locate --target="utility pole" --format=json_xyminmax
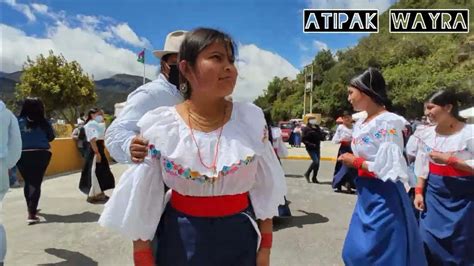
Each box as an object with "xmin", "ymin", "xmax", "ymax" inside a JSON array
[
  {"xmin": 303, "ymin": 67, "xmax": 307, "ymax": 117},
  {"xmin": 309, "ymin": 63, "xmax": 313, "ymax": 113}
]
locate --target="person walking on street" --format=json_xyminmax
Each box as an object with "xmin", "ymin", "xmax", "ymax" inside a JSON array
[
  {"xmin": 79, "ymin": 108, "xmax": 115, "ymax": 203},
  {"xmin": 16, "ymin": 98, "xmax": 55, "ymax": 224},
  {"xmin": 302, "ymin": 119, "xmax": 325, "ymax": 183},
  {"xmin": 99, "ymin": 28, "xmax": 286, "ymax": 266},
  {"xmin": 331, "ymin": 111, "xmax": 356, "ymax": 193},
  {"xmin": 413, "ymin": 89, "xmax": 474, "ymax": 266},
  {"xmin": 337, "ymin": 68, "xmax": 426, "ymax": 266}
]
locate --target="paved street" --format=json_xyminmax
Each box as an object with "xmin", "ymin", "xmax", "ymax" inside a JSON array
[{"xmin": 2, "ymin": 158, "xmax": 356, "ymax": 266}]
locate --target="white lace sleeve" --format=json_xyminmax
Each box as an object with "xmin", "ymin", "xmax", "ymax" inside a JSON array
[
  {"xmin": 414, "ymin": 147, "xmax": 429, "ymax": 180},
  {"xmin": 98, "ymin": 110, "xmax": 168, "ymax": 241},
  {"xmin": 249, "ymin": 139, "xmax": 287, "ymax": 220},
  {"xmin": 332, "ymin": 125, "xmax": 343, "ymax": 144},
  {"xmin": 98, "ymin": 158, "xmax": 164, "ymax": 241}
]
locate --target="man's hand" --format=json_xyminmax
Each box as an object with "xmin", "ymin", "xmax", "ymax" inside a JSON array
[{"xmin": 130, "ymin": 136, "xmax": 149, "ymax": 163}]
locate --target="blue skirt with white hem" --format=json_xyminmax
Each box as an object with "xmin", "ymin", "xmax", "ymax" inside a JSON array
[
  {"xmin": 155, "ymin": 203, "xmax": 258, "ymax": 266},
  {"xmin": 419, "ymin": 173, "xmax": 474, "ymax": 266},
  {"xmin": 342, "ymin": 176, "xmax": 427, "ymax": 266}
]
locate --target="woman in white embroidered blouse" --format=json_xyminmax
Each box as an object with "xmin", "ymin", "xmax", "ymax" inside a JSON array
[
  {"xmin": 412, "ymin": 89, "xmax": 474, "ymax": 265},
  {"xmin": 331, "ymin": 111, "xmax": 356, "ymax": 193},
  {"xmin": 337, "ymin": 68, "xmax": 426, "ymax": 266},
  {"xmin": 99, "ymin": 28, "xmax": 286, "ymax": 266}
]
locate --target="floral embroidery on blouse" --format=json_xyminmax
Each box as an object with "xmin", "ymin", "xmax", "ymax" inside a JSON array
[
  {"xmin": 353, "ymin": 128, "xmax": 398, "ymax": 145},
  {"xmin": 148, "ymin": 144, "xmax": 161, "ymax": 159},
  {"xmin": 147, "ymin": 143, "xmax": 256, "ymax": 183},
  {"xmin": 162, "ymin": 156, "xmax": 256, "ymax": 183}
]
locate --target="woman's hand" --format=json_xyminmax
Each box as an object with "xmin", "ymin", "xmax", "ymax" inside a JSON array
[
  {"xmin": 414, "ymin": 194, "xmax": 425, "ymax": 211},
  {"xmin": 337, "ymin": 152, "xmax": 356, "ymax": 167},
  {"xmin": 429, "ymin": 151, "xmax": 450, "ymax": 164},
  {"xmin": 257, "ymin": 248, "xmax": 270, "ymax": 266}
]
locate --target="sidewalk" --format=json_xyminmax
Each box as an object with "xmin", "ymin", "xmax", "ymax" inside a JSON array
[{"xmin": 284, "ymin": 141, "xmax": 339, "ymax": 161}]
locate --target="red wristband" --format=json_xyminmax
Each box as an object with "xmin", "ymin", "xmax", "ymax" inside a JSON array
[
  {"xmin": 415, "ymin": 187, "xmax": 423, "ymax": 195},
  {"xmin": 352, "ymin": 157, "xmax": 365, "ymax": 169},
  {"xmin": 260, "ymin": 232, "xmax": 273, "ymax": 249},
  {"xmin": 133, "ymin": 248, "xmax": 154, "ymax": 266},
  {"xmin": 447, "ymin": 156, "xmax": 459, "ymax": 166}
]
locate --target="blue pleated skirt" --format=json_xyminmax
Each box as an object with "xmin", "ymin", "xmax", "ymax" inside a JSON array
[
  {"xmin": 155, "ymin": 204, "xmax": 258, "ymax": 266},
  {"xmin": 342, "ymin": 176, "xmax": 427, "ymax": 266},
  {"xmin": 420, "ymin": 173, "xmax": 474, "ymax": 266},
  {"xmin": 332, "ymin": 144, "xmax": 357, "ymax": 189}
]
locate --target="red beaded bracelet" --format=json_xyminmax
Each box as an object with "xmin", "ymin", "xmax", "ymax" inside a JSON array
[
  {"xmin": 352, "ymin": 157, "xmax": 365, "ymax": 169},
  {"xmin": 415, "ymin": 187, "xmax": 423, "ymax": 195},
  {"xmin": 447, "ymin": 156, "xmax": 459, "ymax": 166},
  {"xmin": 133, "ymin": 248, "xmax": 154, "ymax": 266},
  {"xmin": 260, "ymin": 232, "xmax": 273, "ymax": 249}
]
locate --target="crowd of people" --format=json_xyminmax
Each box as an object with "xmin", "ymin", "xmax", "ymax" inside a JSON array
[{"xmin": 0, "ymin": 27, "xmax": 472, "ymax": 266}]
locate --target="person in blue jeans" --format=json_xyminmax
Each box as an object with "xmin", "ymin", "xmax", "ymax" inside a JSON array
[{"xmin": 302, "ymin": 119, "xmax": 325, "ymax": 183}]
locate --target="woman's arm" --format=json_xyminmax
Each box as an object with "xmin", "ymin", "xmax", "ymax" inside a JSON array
[{"xmin": 257, "ymin": 219, "xmax": 272, "ymax": 266}]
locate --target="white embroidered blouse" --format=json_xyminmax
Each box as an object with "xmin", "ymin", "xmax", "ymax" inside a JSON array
[
  {"xmin": 84, "ymin": 121, "xmax": 106, "ymax": 142},
  {"xmin": 413, "ymin": 124, "xmax": 474, "ymax": 179},
  {"xmin": 351, "ymin": 112, "xmax": 412, "ymax": 184},
  {"xmin": 332, "ymin": 124, "xmax": 353, "ymax": 144},
  {"xmin": 99, "ymin": 102, "xmax": 287, "ymax": 240}
]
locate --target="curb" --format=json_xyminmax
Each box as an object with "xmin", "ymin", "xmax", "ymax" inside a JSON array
[{"xmin": 283, "ymin": 156, "xmax": 337, "ymax": 161}]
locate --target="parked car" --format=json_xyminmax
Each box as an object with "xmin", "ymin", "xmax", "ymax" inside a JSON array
[{"xmin": 278, "ymin": 121, "xmax": 293, "ymax": 142}]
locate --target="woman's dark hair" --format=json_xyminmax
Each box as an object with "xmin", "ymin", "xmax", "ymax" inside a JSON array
[
  {"xmin": 19, "ymin": 97, "xmax": 48, "ymax": 129},
  {"xmin": 426, "ymin": 89, "xmax": 466, "ymax": 122},
  {"xmin": 349, "ymin": 67, "xmax": 392, "ymax": 110},
  {"xmin": 341, "ymin": 110, "xmax": 352, "ymax": 117},
  {"xmin": 85, "ymin": 107, "xmax": 101, "ymax": 124},
  {"xmin": 178, "ymin": 28, "xmax": 237, "ymax": 99}
]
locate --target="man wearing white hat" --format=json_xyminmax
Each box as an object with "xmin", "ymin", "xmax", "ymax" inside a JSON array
[{"xmin": 105, "ymin": 30, "xmax": 187, "ymax": 163}]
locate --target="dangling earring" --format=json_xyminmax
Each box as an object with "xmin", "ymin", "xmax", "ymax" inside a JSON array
[{"xmin": 180, "ymin": 82, "xmax": 188, "ymax": 94}]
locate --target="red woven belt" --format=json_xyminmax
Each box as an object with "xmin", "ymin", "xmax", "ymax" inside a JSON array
[{"xmin": 171, "ymin": 190, "xmax": 249, "ymax": 217}]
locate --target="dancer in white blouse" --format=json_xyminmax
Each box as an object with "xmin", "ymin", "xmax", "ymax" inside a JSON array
[
  {"xmin": 99, "ymin": 28, "xmax": 286, "ymax": 266},
  {"xmin": 331, "ymin": 111, "xmax": 356, "ymax": 193},
  {"xmin": 337, "ymin": 68, "xmax": 426, "ymax": 266},
  {"xmin": 413, "ymin": 89, "xmax": 474, "ymax": 265}
]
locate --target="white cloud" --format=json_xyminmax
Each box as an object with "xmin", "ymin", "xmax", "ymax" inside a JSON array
[
  {"xmin": 2, "ymin": 0, "xmax": 36, "ymax": 22},
  {"xmin": 31, "ymin": 3, "xmax": 48, "ymax": 14},
  {"xmin": 306, "ymin": 0, "xmax": 395, "ymax": 13},
  {"xmin": 313, "ymin": 40, "xmax": 328, "ymax": 51},
  {"xmin": 233, "ymin": 44, "xmax": 299, "ymax": 102},
  {"xmin": 0, "ymin": 23, "xmax": 158, "ymax": 80},
  {"xmin": 110, "ymin": 23, "xmax": 151, "ymax": 49}
]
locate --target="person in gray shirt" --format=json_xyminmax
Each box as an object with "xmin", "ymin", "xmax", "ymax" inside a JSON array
[{"xmin": 105, "ymin": 30, "xmax": 186, "ymax": 163}]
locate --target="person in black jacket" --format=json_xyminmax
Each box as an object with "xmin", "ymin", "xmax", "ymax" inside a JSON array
[
  {"xmin": 17, "ymin": 97, "xmax": 55, "ymax": 224},
  {"xmin": 302, "ymin": 118, "xmax": 325, "ymax": 183}
]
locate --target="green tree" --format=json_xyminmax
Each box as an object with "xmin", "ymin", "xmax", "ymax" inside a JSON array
[{"xmin": 16, "ymin": 50, "xmax": 96, "ymax": 125}]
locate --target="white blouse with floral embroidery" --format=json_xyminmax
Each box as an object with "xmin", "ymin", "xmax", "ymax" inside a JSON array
[
  {"xmin": 99, "ymin": 102, "xmax": 287, "ymax": 241},
  {"xmin": 412, "ymin": 124, "xmax": 474, "ymax": 179},
  {"xmin": 351, "ymin": 112, "xmax": 413, "ymax": 185}
]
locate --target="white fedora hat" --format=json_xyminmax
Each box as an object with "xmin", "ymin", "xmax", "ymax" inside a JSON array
[{"xmin": 153, "ymin": 30, "xmax": 187, "ymax": 59}]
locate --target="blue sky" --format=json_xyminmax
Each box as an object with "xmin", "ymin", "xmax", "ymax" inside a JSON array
[{"xmin": 0, "ymin": 0, "xmax": 397, "ymax": 101}]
